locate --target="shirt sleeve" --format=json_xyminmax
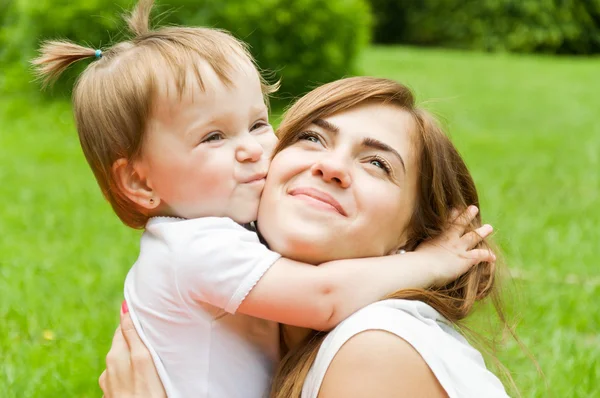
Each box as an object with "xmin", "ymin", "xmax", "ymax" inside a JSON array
[{"xmin": 159, "ymin": 217, "xmax": 281, "ymax": 314}]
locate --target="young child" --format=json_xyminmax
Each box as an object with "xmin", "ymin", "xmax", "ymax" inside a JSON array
[{"xmin": 33, "ymin": 0, "xmax": 495, "ymax": 397}]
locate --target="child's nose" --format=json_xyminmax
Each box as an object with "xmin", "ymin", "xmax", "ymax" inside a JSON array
[{"xmin": 236, "ymin": 135, "xmax": 264, "ymax": 162}]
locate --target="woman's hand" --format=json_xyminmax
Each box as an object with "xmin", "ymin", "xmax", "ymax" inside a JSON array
[
  {"xmin": 99, "ymin": 302, "xmax": 166, "ymax": 398},
  {"xmin": 415, "ymin": 206, "xmax": 496, "ymax": 286}
]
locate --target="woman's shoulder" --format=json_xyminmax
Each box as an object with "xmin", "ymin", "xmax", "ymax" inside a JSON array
[
  {"xmin": 315, "ymin": 328, "xmax": 448, "ymax": 398},
  {"xmin": 301, "ymin": 299, "xmax": 509, "ymax": 398}
]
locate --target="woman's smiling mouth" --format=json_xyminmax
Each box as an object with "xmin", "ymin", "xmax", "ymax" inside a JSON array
[{"xmin": 288, "ymin": 187, "xmax": 347, "ymax": 216}]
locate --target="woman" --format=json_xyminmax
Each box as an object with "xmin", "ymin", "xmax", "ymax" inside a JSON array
[{"xmin": 100, "ymin": 77, "xmax": 510, "ymax": 397}]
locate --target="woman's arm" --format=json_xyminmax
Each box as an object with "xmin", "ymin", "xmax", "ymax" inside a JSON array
[
  {"xmin": 317, "ymin": 330, "xmax": 448, "ymax": 398},
  {"xmin": 99, "ymin": 307, "xmax": 166, "ymax": 398}
]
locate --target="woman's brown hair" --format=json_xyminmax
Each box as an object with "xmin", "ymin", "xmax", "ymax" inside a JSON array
[
  {"xmin": 270, "ymin": 76, "xmax": 515, "ymax": 397},
  {"xmin": 32, "ymin": 0, "xmax": 277, "ymax": 228}
]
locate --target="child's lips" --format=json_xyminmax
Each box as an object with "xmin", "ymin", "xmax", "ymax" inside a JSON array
[{"xmin": 242, "ymin": 173, "xmax": 267, "ymax": 184}]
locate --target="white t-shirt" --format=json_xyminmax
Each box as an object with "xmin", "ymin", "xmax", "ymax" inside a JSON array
[
  {"xmin": 124, "ymin": 217, "xmax": 282, "ymax": 398},
  {"xmin": 302, "ymin": 299, "xmax": 510, "ymax": 398}
]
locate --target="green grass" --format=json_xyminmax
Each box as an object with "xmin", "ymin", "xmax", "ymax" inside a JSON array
[{"xmin": 1, "ymin": 46, "xmax": 599, "ymax": 397}]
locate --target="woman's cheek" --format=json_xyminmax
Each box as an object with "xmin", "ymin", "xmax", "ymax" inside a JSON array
[{"xmin": 360, "ymin": 179, "xmax": 405, "ymax": 222}]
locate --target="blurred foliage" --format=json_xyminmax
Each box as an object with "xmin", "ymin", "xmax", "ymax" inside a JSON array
[
  {"xmin": 0, "ymin": 0, "xmax": 372, "ymax": 97},
  {"xmin": 173, "ymin": 0, "xmax": 372, "ymax": 99},
  {"xmin": 370, "ymin": 0, "xmax": 600, "ymax": 54}
]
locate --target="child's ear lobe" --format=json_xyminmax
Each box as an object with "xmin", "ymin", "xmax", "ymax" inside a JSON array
[{"xmin": 112, "ymin": 158, "xmax": 160, "ymax": 210}]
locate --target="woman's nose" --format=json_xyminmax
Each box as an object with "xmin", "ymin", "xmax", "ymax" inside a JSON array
[
  {"xmin": 236, "ymin": 134, "xmax": 264, "ymax": 162},
  {"xmin": 311, "ymin": 156, "xmax": 351, "ymax": 188}
]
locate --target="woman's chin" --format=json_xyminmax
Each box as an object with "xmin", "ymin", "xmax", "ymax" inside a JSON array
[
  {"xmin": 258, "ymin": 200, "xmax": 354, "ymax": 263},
  {"xmin": 269, "ymin": 238, "xmax": 328, "ymax": 264},
  {"xmin": 261, "ymin": 228, "xmax": 335, "ymax": 264}
]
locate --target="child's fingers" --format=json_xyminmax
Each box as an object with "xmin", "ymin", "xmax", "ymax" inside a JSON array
[
  {"xmin": 466, "ymin": 248, "xmax": 496, "ymax": 264},
  {"xmin": 449, "ymin": 208, "xmax": 460, "ymax": 222},
  {"xmin": 462, "ymin": 224, "xmax": 493, "ymax": 249},
  {"xmin": 450, "ymin": 206, "xmax": 479, "ymax": 236}
]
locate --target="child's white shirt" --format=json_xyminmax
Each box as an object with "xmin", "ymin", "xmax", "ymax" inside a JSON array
[{"xmin": 124, "ymin": 216, "xmax": 282, "ymax": 398}]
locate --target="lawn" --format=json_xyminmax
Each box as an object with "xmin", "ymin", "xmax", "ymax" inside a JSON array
[{"xmin": 1, "ymin": 45, "xmax": 598, "ymax": 397}]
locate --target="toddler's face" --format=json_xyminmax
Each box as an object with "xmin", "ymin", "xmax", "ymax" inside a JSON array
[{"xmin": 137, "ymin": 60, "xmax": 277, "ymax": 223}]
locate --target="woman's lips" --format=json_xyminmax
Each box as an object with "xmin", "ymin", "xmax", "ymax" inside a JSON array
[{"xmin": 288, "ymin": 187, "xmax": 347, "ymax": 216}]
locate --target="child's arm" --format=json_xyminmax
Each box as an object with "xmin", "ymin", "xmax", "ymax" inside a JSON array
[
  {"xmin": 236, "ymin": 254, "xmax": 439, "ymax": 330},
  {"xmin": 237, "ymin": 207, "xmax": 494, "ymax": 330}
]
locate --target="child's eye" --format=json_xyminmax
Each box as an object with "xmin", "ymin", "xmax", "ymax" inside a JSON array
[
  {"xmin": 251, "ymin": 121, "xmax": 270, "ymax": 131},
  {"xmin": 201, "ymin": 132, "xmax": 224, "ymax": 143}
]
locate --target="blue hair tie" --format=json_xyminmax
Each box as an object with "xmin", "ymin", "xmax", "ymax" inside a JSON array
[{"xmin": 95, "ymin": 49, "xmax": 102, "ymax": 59}]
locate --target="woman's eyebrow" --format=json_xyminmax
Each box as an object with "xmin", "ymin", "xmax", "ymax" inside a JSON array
[
  {"xmin": 313, "ymin": 118, "xmax": 339, "ymax": 134},
  {"xmin": 362, "ymin": 137, "xmax": 406, "ymax": 172},
  {"xmin": 313, "ymin": 118, "xmax": 405, "ymax": 172}
]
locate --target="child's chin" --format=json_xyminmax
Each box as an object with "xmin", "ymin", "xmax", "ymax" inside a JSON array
[{"xmin": 229, "ymin": 210, "xmax": 259, "ymax": 225}]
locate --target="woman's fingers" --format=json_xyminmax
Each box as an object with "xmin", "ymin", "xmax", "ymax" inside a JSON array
[
  {"xmin": 99, "ymin": 370, "xmax": 107, "ymax": 392},
  {"xmin": 106, "ymin": 325, "xmax": 131, "ymax": 371},
  {"xmin": 462, "ymin": 224, "xmax": 494, "ymax": 250},
  {"xmin": 119, "ymin": 310, "xmax": 168, "ymax": 398},
  {"xmin": 120, "ymin": 312, "xmax": 154, "ymax": 371},
  {"xmin": 449, "ymin": 206, "xmax": 479, "ymax": 237},
  {"xmin": 102, "ymin": 323, "xmax": 133, "ymax": 397},
  {"xmin": 100, "ymin": 302, "xmax": 166, "ymax": 398}
]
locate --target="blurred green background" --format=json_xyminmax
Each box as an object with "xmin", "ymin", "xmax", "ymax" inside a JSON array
[{"xmin": 1, "ymin": 1, "xmax": 599, "ymax": 397}]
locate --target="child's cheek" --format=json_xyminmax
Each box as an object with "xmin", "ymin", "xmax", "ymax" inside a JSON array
[{"xmin": 259, "ymin": 131, "xmax": 279, "ymax": 159}]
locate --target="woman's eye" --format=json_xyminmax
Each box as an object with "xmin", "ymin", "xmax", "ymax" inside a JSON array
[
  {"xmin": 298, "ymin": 131, "xmax": 321, "ymax": 143},
  {"xmin": 370, "ymin": 159, "xmax": 383, "ymax": 168},
  {"xmin": 369, "ymin": 158, "xmax": 391, "ymax": 173},
  {"xmin": 201, "ymin": 132, "xmax": 224, "ymax": 143}
]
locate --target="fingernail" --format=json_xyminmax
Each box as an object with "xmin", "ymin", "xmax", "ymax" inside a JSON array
[
  {"xmin": 470, "ymin": 206, "xmax": 479, "ymax": 215},
  {"xmin": 121, "ymin": 300, "xmax": 129, "ymax": 315}
]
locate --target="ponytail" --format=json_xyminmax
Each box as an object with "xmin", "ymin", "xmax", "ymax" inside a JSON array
[
  {"xmin": 126, "ymin": 0, "xmax": 153, "ymax": 37},
  {"xmin": 32, "ymin": 41, "xmax": 99, "ymax": 88}
]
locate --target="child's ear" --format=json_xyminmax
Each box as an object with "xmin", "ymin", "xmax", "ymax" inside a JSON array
[{"xmin": 112, "ymin": 158, "xmax": 160, "ymax": 210}]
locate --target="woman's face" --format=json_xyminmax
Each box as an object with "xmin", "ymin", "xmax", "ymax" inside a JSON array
[{"xmin": 258, "ymin": 102, "xmax": 420, "ymax": 264}]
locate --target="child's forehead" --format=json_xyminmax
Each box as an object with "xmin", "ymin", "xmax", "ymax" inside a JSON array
[
  {"xmin": 150, "ymin": 55, "xmax": 260, "ymax": 102},
  {"xmin": 147, "ymin": 59, "xmax": 267, "ymax": 126}
]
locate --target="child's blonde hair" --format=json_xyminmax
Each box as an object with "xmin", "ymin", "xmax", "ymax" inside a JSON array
[{"xmin": 32, "ymin": 0, "xmax": 278, "ymax": 228}]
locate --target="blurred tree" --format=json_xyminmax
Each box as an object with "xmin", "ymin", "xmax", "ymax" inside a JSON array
[
  {"xmin": 0, "ymin": 0, "xmax": 372, "ymax": 98},
  {"xmin": 370, "ymin": 0, "xmax": 600, "ymax": 54}
]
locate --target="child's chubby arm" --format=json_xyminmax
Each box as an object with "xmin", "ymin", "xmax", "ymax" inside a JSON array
[
  {"xmin": 173, "ymin": 207, "xmax": 493, "ymax": 330},
  {"xmin": 237, "ymin": 206, "xmax": 495, "ymax": 330}
]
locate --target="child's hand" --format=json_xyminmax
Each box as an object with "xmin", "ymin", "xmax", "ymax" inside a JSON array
[{"xmin": 414, "ymin": 206, "xmax": 495, "ymax": 287}]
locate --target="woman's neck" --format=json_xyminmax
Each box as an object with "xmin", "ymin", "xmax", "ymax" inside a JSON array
[{"xmin": 282, "ymin": 325, "xmax": 313, "ymax": 351}]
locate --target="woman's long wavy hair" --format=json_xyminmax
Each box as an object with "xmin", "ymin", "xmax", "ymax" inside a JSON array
[{"xmin": 270, "ymin": 76, "xmax": 517, "ymax": 397}]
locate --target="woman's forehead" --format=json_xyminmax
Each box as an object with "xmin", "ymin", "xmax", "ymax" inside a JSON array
[{"xmin": 319, "ymin": 103, "xmax": 417, "ymax": 156}]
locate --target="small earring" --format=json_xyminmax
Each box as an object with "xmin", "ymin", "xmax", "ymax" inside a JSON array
[
  {"xmin": 149, "ymin": 198, "xmax": 155, "ymax": 205},
  {"xmin": 398, "ymin": 249, "xmax": 406, "ymax": 254}
]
